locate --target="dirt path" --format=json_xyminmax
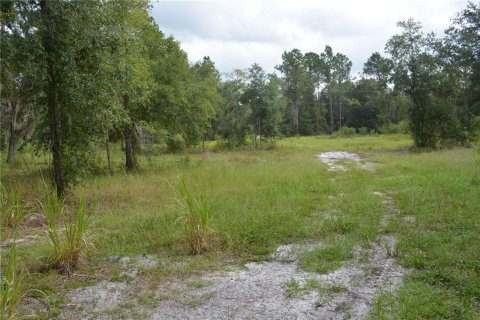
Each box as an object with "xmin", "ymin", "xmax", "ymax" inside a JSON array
[{"xmin": 59, "ymin": 151, "xmax": 406, "ymax": 320}]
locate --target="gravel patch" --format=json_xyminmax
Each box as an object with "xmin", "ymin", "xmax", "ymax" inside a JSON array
[
  {"xmin": 148, "ymin": 236, "xmax": 405, "ymax": 320},
  {"xmin": 317, "ymin": 151, "xmax": 374, "ymax": 171},
  {"xmin": 59, "ymin": 235, "xmax": 405, "ymax": 320}
]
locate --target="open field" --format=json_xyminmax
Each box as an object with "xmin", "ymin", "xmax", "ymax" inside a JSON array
[{"xmin": 1, "ymin": 134, "xmax": 479, "ymax": 319}]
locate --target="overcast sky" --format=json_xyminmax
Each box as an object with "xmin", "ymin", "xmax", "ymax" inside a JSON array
[{"xmin": 151, "ymin": 0, "xmax": 469, "ymax": 76}]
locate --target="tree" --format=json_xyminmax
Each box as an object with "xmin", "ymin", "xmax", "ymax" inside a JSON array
[
  {"xmin": 386, "ymin": 19, "xmax": 462, "ymax": 148},
  {"xmin": 362, "ymin": 53, "xmax": 397, "ymax": 125},
  {"xmin": 243, "ymin": 63, "xmax": 268, "ymax": 145},
  {"xmin": 445, "ymin": 2, "xmax": 480, "ymax": 131},
  {"xmin": 276, "ymin": 49, "xmax": 306, "ymax": 135},
  {"xmin": 0, "ymin": 1, "xmax": 41, "ymax": 164},
  {"xmin": 184, "ymin": 57, "xmax": 221, "ymax": 147},
  {"xmin": 218, "ymin": 70, "xmax": 250, "ymax": 147},
  {"xmin": 263, "ymin": 74, "xmax": 286, "ymax": 138},
  {"xmin": 320, "ymin": 46, "xmax": 335, "ymax": 133},
  {"xmin": 36, "ymin": 0, "xmax": 124, "ymax": 196},
  {"xmin": 320, "ymin": 46, "xmax": 352, "ymax": 133},
  {"xmin": 363, "ymin": 52, "xmax": 393, "ymax": 87},
  {"xmin": 332, "ymin": 52, "xmax": 352, "ymax": 129},
  {"xmin": 302, "ymin": 52, "xmax": 324, "ymax": 134},
  {"xmin": 105, "ymin": 0, "xmax": 156, "ymax": 171}
]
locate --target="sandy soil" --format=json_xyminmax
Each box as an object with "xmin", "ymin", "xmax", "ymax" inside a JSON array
[{"xmin": 317, "ymin": 151, "xmax": 374, "ymax": 171}]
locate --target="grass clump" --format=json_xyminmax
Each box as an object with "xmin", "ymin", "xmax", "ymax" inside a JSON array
[
  {"xmin": 171, "ymin": 175, "xmax": 213, "ymax": 254},
  {"xmin": 40, "ymin": 188, "xmax": 92, "ymax": 274},
  {"xmin": 284, "ymin": 278, "xmax": 320, "ymax": 298},
  {"xmin": 299, "ymin": 240, "xmax": 353, "ymax": 274}
]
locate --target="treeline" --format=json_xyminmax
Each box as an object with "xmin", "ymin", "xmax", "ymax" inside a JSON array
[
  {"xmin": 220, "ymin": 4, "xmax": 480, "ymax": 146},
  {"xmin": 1, "ymin": 1, "xmax": 479, "ymax": 196}
]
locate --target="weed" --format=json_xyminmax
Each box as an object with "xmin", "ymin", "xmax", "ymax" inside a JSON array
[
  {"xmin": 186, "ymin": 279, "xmax": 214, "ymax": 289},
  {"xmin": 137, "ymin": 293, "xmax": 159, "ymax": 307},
  {"xmin": 470, "ymin": 174, "xmax": 480, "ymax": 186},
  {"xmin": 170, "ymin": 175, "xmax": 213, "ymax": 254},
  {"xmin": 0, "ymin": 243, "xmax": 24, "ymax": 320},
  {"xmin": 384, "ymin": 242, "xmax": 400, "ymax": 258},
  {"xmin": 0, "ymin": 186, "xmax": 27, "ymax": 229},
  {"xmin": 284, "ymin": 278, "xmax": 302, "ymax": 298},
  {"xmin": 284, "ymin": 278, "xmax": 320, "ymax": 298},
  {"xmin": 40, "ymin": 188, "xmax": 92, "ymax": 274}
]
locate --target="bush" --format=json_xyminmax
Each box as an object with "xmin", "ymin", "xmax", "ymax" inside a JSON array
[
  {"xmin": 379, "ymin": 121, "xmax": 409, "ymax": 134},
  {"xmin": 257, "ymin": 138, "xmax": 277, "ymax": 150},
  {"xmin": 334, "ymin": 127, "xmax": 356, "ymax": 137},
  {"xmin": 166, "ymin": 134, "xmax": 186, "ymax": 154},
  {"xmin": 358, "ymin": 127, "xmax": 370, "ymax": 135},
  {"xmin": 469, "ymin": 116, "xmax": 480, "ymax": 142}
]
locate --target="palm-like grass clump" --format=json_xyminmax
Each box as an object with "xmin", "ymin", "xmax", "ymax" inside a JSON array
[
  {"xmin": 173, "ymin": 176, "xmax": 213, "ymax": 254},
  {"xmin": 40, "ymin": 188, "xmax": 92, "ymax": 274}
]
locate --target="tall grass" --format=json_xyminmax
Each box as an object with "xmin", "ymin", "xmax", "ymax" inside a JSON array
[
  {"xmin": 171, "ymin": 175, "xmax": 213, "ymax": 254},
  {"xmin": 0, "ymin": 186, "xmax": 26, "ymax": 230},
  {"xmin": 40, "ymin": 188, "xmax": 92, "ymax": 274},
  {"xmin": 0, "ymin": 243, "xmax": 24, "ymax": 320}
]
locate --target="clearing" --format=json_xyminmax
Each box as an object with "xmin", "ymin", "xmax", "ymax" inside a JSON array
[{"xmin": 2, "ymin": 135, "xmax": 479, "ymax": 319}]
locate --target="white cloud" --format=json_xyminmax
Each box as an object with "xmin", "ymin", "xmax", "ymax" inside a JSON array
[{"xmin": 151, "ymin": 0, "xmax": 469, "ymax": 75}]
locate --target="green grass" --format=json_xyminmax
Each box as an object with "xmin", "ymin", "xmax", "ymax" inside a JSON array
[
  {"xmin": 0, "ymin": 243, "xmax": 24, "ymax": 320},
  {"xmin": 299, "ymin": 238, "xmax": 354, "ymax": 274},
  {"xmin": 283, "ymin": 278, "xmax": 321, "ymax": 298},
  {"xmin": 1, "ymin": 134, "xmax": 480, "ymax": 318}
]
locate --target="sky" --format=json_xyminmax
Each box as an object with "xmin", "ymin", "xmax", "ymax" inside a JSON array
[{"xmin": 150, "ymin": 0, "xmax": 469, "ymax": 77}]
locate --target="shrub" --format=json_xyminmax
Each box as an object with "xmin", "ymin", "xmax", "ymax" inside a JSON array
[
  {"xmin": 358, "ymin": 127, "xmax": 370, "ymax": 135},
  {"xmin": 334, "ymin": 126, "xmax": 356, "ymax": 137},
  {"xmin": 469, "ymin": 116, "xmax": 480, "ymax": 142},
  {"xmin": 166, "ymin": 134, "xmax": 186, "ymax": 154},
  {"xmin": 379, "ymin": 121, "xmax": 409, "ymax": 134}
]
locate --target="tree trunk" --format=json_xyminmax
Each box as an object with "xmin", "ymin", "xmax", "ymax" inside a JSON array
[
  {"xmin": 388, "ymin": 90, "xmax": 394, "ymax": 124},
  {"xmin": 6, "ymin": 103, "xmax": 17, "ymax": 164},
  {"xmin": 124, "ymin": 123, "xmax": 134, "ymax": 171},
  {"xmin": 6, "ymin": 99, "xmax": 17, "ymax": 165},
  {"xmin": 41, "ymin": 0, "xmax": 64, "ymax": 198},
  {"xmin": 106, "ymin": 129, "xmax": 112, "ymax": 172},
  {"xmin": 6, "ymin": 134, "xmax": 16, "ymax": 165},
  {"xmin": 291, "ymin": 102, "xmax": 299, "ymax": 135},
  {"xmin": 202, "ymin": 134, "xmax": 208, "ymax": 161},
  {"xmin": 123, "ymin": 94, "xmax": 135, "ymax": 172},
  {"xmin": 329, "ymin": 87, "xmax": 334, "ymax": 134},
  {"xmin": 339, "ymin": 95, "xmax": 343, "ymax": 128}
]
